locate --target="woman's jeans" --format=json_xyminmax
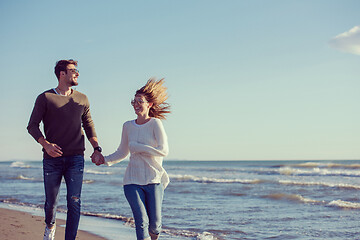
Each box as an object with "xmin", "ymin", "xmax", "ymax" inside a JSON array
[
  {"xmin": 124, "ymin": 183, "xmax": 164, "ymax": 240},
  {"xmin": 43, "ymin": 155, "xmax": 84, "ymax": 240}
]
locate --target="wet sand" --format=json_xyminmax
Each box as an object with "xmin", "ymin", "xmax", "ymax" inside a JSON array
[{"xmin": 0, "ymin": 207, "xmax": 107, "ymax": 240}]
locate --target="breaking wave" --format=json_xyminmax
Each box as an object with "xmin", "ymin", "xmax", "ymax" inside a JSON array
[
  {"xmin": 263, "ymin": 193, "xmax": 323, "ymax": 204},
  {"xmin": 85, "ymin": 169, "xmax": 114, "ymax": 175},
  {"xmin": 277, "ymin": 167, "xmax": 360, "ymax": 177},
  {"xmin": 263, "ymin": 193, "xmax": 360, "ymax": 210},
  {"xmin": 290, "ymin": 162, "xmax": 360, "ymax": 169},
  {"xmin": 82, "ymin": 211, "xmax": 220, "ymax": 239},
  {"xmin": 13, "ymin": 174, "xmax": 94, "ymax": 184},
  {"xmin": 83, "ymin": 179, "xmax": 95, "ymax": 184},
  {"xmin": 327, "ymin": 200, "xmax": 360, "ymax": 209},
  {"xmin": 10, "ymin": 161, "xmax": 33, "ymax": 168},
  {"xmin": 15, "ymin": 175, "xmax": 38, "ymax": 181},
  {"xmin": 169, "ymin": 174, "xmax": 264, "ymax": 184},
  {"xmin": 279, "ymin": 180, "xmax": 360, "ymax": 190}
]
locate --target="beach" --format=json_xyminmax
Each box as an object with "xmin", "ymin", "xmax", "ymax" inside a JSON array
[
  {"xmin": 0, "ymin": 207, "xmax": 105, "ymax": 240},
  {"xmin": 0, "ymin": 202, "xmax": 137, "ymax": 240}
]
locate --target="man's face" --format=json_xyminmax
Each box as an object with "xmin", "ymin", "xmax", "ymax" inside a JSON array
[{"xmin": 64, "ymin": 64, "xmax": 79, "ymax": 86}]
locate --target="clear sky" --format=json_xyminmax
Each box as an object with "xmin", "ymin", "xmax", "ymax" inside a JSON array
[{"xmin": 0, "ymin": 0, "xmax": 359, "ymax": 161}]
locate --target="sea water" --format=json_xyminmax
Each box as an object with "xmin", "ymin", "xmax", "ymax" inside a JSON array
[{"xmin": 0, "ymin": 160, "xmax": 359, "ymax": 240}]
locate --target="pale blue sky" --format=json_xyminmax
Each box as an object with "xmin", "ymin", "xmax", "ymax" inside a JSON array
[{"xmin": 0, "ymin": 0, "xmax": 359, "ymax": 161}]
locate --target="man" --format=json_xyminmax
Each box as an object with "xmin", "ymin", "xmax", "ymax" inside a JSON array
[{"xmin": 27, "ymin": 59, "xmax": 104, "ymax": 240}]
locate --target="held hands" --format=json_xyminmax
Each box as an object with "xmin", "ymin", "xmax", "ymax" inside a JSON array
[{"xmin": 91, "ymin": 151, "xmax": 105, "ymax": 166}]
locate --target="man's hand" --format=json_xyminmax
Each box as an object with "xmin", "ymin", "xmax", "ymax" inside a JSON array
[
  {"xmin": 44, "ymin": 143, "xmax": 63, "ymax": 158},
  {"xmin": 88, "ymin": 137, "xmax": 104, "ymax": 166},
  {"xmin": 38, "ymin": 137, "xmax": 63, "ymax": 158},
  {"xmin": 91, "ymin": 151, "xmax": 105, "ymax": 166}
]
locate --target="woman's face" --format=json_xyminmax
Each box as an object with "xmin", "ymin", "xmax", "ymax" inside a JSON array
[{"xmin": 132, "ymin": 94, "xmax": 152, "ymax": 116}]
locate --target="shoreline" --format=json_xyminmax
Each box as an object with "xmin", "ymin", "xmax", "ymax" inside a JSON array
[{"xmin": 0, "ymin": 203, "xmax": 136, "ymax": 240}]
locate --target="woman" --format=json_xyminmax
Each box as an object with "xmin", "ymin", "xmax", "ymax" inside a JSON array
[{"xmin": 103, "ymin": 78, "xmax": 170, "ymax": 240}]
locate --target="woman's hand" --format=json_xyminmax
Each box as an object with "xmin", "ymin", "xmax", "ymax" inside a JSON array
[{"xmin": 128, "ymin": 141, "xmax": 136, "ymax": 153}]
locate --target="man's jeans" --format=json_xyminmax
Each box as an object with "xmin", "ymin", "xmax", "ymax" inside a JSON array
[
  {"xmin": 43, "ymin": 155, "xmax": 84, "ymax": 240},
  {"xmin": 124, "ymin": 183, "xmax": 164, "ymax": 240}
]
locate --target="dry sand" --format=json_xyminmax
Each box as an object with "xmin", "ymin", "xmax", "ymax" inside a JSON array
[{"xmin": 0, "ymin": 207, "xmax": 107, "ymax": 240}]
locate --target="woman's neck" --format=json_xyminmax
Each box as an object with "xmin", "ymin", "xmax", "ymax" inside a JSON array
[{"xmin": 136, "ymin": 115, "xmax": 151, "ymax": 125}]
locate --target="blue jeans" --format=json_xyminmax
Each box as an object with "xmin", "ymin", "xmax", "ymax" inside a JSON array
[
  {"xmin": 124, "ymin": 183, "xmax": 164, "ymax": 240},
  {"xmin": 43, "ymin": 155, "xmax": 84, "ymax": 240}
]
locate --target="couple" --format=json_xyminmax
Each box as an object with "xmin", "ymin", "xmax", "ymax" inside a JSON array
[{"xmin": 27, "ymin": 59, "xmax": 170, "ymax": 240}]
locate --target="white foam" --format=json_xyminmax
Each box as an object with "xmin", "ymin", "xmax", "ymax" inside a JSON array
[
  {"xmin": 292, "ymin": 162, "xmax": 360, "ymax": 169},
  {"xmin": 82, "ymin": 179, "xmax": 95, "ymax": 184},
  {"xmin": 327, "ymin": 200, "xmax": 360, "ymax": 209},
  {"xmin": 196, "ymin": 231, "xmax": 217, "ymax": 240},
  {"xmin": 85, "ymin": 169, "xmax": 113, "ymax": 175},
  {"xmin": 162, "ymin": 228, "xmax": 218, "ymax": 239},
  {"xmin": 16, "ymin": 174, "xmax": 37, "ymax": 181},
  {"xmin": 279, "ymin": 180, "xmax": 360, "ymax": 190},
  {"xmin": 278, "ymin": 166, "xmax": 360, "ymax": 176},
  {"xmin": 10, "ymin": 161, "xmax": 32, "ymax": 168},
  {"xmin": 169, "ymin": 174, "xmax": 262, "ymax": 184}
]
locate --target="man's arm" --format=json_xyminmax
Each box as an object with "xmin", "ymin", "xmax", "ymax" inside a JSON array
[
  {"xmin": 27, "ymin": 94, "xmax": 46, "ymax": 142},
  {"xmin": 27, "ymin": 93, "xmax": 63, "ymax": 158},
  {"xmin": 81, "ymin": 96, "xmax": 103, "ymax": 165},
  {"xmin": 89, "ymin": 137, "xmax": 104, "ymax": 165}
]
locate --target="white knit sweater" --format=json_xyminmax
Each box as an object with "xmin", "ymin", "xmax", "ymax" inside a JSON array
[{"xmin": 104, "ymin": 118, "xmax": 170, "ymax": 188}]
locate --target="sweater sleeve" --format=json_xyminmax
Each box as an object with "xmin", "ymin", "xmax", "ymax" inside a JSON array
[
  {"xmin": 81, "ymin": 96, "xmax": 97, "ymax": 139},
  {"xmin": 129, "ymin": 119, "xmax": 169, "ymax": 157},
  {"xmin": 27, "ymin": 93, "xmax": 46, "ymax": 142},
  {"xmin": 104, "ymin": 123, "xmax": 130, "ymax": 166}
]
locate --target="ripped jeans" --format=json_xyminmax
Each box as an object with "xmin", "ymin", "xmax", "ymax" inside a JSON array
[{"xmin": 43, "ymin": 155, "xmax": 84, "ymax": 240}]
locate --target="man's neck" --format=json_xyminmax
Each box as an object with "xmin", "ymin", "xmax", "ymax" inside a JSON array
[{"xmin": 56, "ymin": 85, "xmax": 72, "ymax": 96}]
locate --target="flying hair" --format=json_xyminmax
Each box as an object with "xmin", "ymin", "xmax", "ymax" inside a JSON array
[{"xmin": 136, "ymin": 78, "xmax": 171, "ymax": 120}]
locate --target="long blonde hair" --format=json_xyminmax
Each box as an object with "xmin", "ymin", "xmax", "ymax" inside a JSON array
[{"xmin": 136, "ymin": 78, "xmax": 171, "ymax": 120}]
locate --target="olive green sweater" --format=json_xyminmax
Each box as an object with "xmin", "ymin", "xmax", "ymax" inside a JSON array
[{"xmin": 27, "ymin": 89, "xmax": 97, "ymax": 159}]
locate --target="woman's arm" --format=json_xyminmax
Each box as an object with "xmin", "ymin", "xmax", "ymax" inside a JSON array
[
  {"xmin": 129, "ymin": 119, "xmax": 169, "ymax": 157},
  {"xmin": 104, "ymin": 123, "xmax": 130, "ymax": 166}
]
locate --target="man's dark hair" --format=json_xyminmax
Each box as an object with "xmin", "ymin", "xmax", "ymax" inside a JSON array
[{"xmin": 54, "ymin": 59, "xmax": 78, "ymax": 79}]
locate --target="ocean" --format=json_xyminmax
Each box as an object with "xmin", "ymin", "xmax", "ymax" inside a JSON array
[{"xmin": 1, "ymin": 160, "xmax": 359, "ymax": 240}]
